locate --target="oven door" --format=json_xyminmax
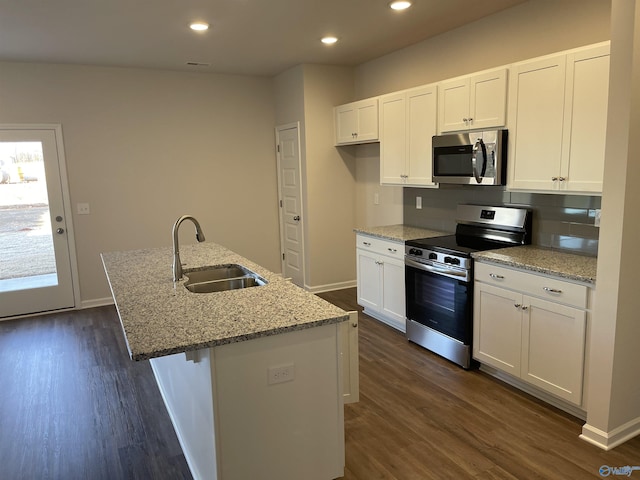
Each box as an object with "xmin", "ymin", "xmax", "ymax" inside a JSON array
[{"xmin": 405, "ymin": 261, "xmax": 473, "ymax": 345}]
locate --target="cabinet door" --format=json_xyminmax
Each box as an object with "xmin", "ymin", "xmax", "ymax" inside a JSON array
[
  {"xmin": 509, "ymin": 55, "xmax": 567, "ymax": 190},
  {"xmin": 438, "ymin": 78, "xmax": 470, "ymax": 133},
  {"xmin": 335, "ymin": 104, "xmax": 358, "ymax": 145},
  {"xmin": 562, "ymin": 45, "xmax": 610, "ymax": 193},
  {"xmin": 469, "ymin": 69, "xmax": 507, "ymax": 130},
  {"xmin": 406, "ymin": 85, "xmax": 437, "ymax": 186},
  {"xmin": 473, "ymin": 283, "xmax": 522, "ymax": 376},
  {"xmin": 521, "ymin": 296, "xmax": 586, "ymax": 405},
  {"xmin": 356, "ymin": 99, "xmax": 379, "ymax": 143},
  {"xmin": 356, "ymin": 249, "xmax": 382, "ymax": 311},
  {"xmin": 379, "ymin": 92, "xmax": 407, "ymax": 184},
  {"xmin": 380, "ymin": 256, "xmax": 406, "ymax": 331}
]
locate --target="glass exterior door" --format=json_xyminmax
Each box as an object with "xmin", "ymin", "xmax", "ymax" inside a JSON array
[{"xmin": 0, "ymin": 127, "xmax": 75, "ymax": 318}]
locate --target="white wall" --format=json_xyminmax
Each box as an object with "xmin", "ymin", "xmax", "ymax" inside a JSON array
[
  {"xmin": 582, "ymin": 0, "xmax": 640, "ymax": 449},
  {"xmin": 274, "ymin": 64, "xmax": 356, "ymax": 291},
  {"xmin": 301, "ymin": 65, "xmax": 356, "ymax": 290},
  {"xmin": 0, "ymin": 62, "xmax": 278, "ymax": 304}
]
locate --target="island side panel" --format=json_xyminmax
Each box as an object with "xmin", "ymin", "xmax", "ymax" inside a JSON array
[
  {"xmin": 150, "ymin": 350, "xmax": 217, "ymax": 480},
  {"xmin": 211, "ymin": 323, "xmax": 345, "ymax": 480}
]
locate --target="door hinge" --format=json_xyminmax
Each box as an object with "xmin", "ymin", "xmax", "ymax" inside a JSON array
[
  {"xmin": 279, "ymin": 199, "xmax": 283, "ymax": 208},
  {"xmin": 277, "ymin": 144, "xmax": 280, "ymax": 153},
  {"xmin": 282, "ymin": 253, "xmax": 285, "ymax": 260}
]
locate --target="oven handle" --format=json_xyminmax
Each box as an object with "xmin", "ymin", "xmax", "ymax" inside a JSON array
[{"xmin": 405, "ymin": 257, "xmax": 470, "ymax": 281}]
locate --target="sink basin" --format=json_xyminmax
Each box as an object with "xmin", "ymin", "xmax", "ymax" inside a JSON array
[{"xmin": 183, "ymin": 264, "xmax": 267, "ymax": 293}]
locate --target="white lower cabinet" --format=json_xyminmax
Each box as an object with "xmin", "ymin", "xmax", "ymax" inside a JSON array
[
  {"xmin": 356, "ymin": 234, "xmax": 406, "ymax": 332},
  {"xmin": 474, "ymin": 262, "xmax": 588, "ymax": 406}
]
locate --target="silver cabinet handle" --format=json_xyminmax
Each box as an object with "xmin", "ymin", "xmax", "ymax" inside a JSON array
[
  {"xmin": 375, "ymin": 260, "xmax": 384, "ymax": 265},
  {"xmin": 558, "ymin": 177, "xmax": 566, "ymax": 182},
  {"xmin": 362, "ymin": 241, "xmax": 371, "ymax": 246},
  {"xmin": 514, "ymin": 303, "xmax": 521, "ymax": 309},
  {"xmin": 388, "ymin": 247, "xmax": 397, "ymax": 253},
  {"xmin": 552, "ymin": 177, "xmax": 558, "ymax": 181},
  {"xmin": 293, "ymin": 215, "xmax": 300, "ymax": 221},
  {"xmin": 352, "ymin": 322, "xmax": 358, "ymax": 328},
  {"xmin": 543, "ymin": 287, "xmax": 563, "ymax": 294},
  {"xmin": 489, "ymin": 273, "xmax": 504, "ymax": 279},
  {"xmin": 521, "ymin": 305, "xmax": 529, "ymax": 311},
  {"xmin": 56, "ymin": 228, "xmax": 65, "ymax": 234}
]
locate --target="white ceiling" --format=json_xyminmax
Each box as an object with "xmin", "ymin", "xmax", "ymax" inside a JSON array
[{"xmin": 0, "ymin": 0, "xmax": 527, "ymax": 76}]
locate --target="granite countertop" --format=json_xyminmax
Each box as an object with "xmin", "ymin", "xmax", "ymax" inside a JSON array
[
  {"xmin": 354, "ymin": 224, "xmax": 449, "ymax": 242},
  {"xmin": 101, "ymin": 243, "xmax": 348, "ymax": 361},
  {"xmin": 473, "ymin": 245, "xmax": 597, "ymax": 285}
]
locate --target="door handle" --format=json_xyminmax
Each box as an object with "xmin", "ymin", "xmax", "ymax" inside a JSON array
[{"xmin": 293, "ymin": 215, "xmax": 300, "ymax": 221}]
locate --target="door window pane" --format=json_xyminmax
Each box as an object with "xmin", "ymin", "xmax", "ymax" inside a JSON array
[{"xmin": 0, "ymin": 142, "xmax": 57, "ymax": 292}]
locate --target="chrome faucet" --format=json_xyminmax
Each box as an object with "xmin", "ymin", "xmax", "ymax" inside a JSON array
[{"xmin": 172, "ymin": 215, "xmax": 206, "ymax": 281}]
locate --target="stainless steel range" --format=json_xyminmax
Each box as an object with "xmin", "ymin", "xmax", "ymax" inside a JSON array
[{"xmin": 404, "ymin": 204, "xmax": 532, "ymax": 369}]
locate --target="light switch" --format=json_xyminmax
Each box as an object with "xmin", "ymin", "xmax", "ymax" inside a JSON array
[{"xmin": 416, "ymin": 196, "xmax": 422, "ymax": 209}]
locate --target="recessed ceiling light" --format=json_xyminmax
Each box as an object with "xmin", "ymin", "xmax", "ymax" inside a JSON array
[
  {"xmin": 321, "ymin": 36, "xmax": 338, "ymax": 45},
  {"xmin": 189, "ymin": 22, "xmax": 210, "ymax": 32},
  {"xmin": 390, "ymin": 1, "xmax": 412, "ymax": 10}
]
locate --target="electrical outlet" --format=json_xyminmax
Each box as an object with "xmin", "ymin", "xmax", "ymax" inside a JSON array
[
  {"xmin": 77, "ymin": 203, "xmax": 90, "ymax": 215},
  {"xmin": 416, "ymin": 196, "xmax": 422, "ymax": 209},
  {"xmin": 268, "ymin": 364, "xmax": 295, "ymax": 385},
  {"xmin": 594, "ymin": 209, "xmax": 601, "ymax": 227}
]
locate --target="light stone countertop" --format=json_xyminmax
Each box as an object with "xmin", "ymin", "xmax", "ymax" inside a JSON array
[
  {"xmin": 101, "ymin": 243, "xmax": 348, "ymax": 361},
  {"xmin": 473, "ymin": 245, "xmax": 597, "ymax": 285},
  {"xmin": 354, "ymin": 224, "xmax": 450, "ymax": 242}
]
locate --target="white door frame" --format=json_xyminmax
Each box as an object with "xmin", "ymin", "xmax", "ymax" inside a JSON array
[
  {"xmin": 275, "ymin": 122, "xmax": 306, "ymax": 288},
  {"xmin": 0, "ymin": 123, "xmax": 80, "ymax": 318}
]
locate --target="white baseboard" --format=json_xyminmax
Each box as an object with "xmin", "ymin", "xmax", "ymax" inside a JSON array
[
  {"xmin": 306, "ymin": 280, "xmax": 356, "ymax": 294},
  {"xmin": 581, "ymin": 417, "xmax": 640, "ymax": 451},
  {"xmin": 80, "ymin": 297, "xmax": 114, "ymax": 309}
]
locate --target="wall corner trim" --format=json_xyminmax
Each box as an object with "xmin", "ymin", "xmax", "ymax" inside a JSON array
[{"xmin": 580, "ymin": 417, "xmax": 640, "ymax": 451}]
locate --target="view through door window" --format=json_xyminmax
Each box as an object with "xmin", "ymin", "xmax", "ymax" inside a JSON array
[{"xmin": 0, "ymin": 142, "xmax": 57, "ymax": 293}]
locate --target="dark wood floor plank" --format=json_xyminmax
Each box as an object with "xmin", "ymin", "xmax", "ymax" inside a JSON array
[
  {"xmin": 317, "ymin": 288, "xmax": 640, "ymax": 480},
  {"xmin": 0, "ymin": 288, "xmax": 638, "ymax": 480},
  {"xmin": 0, "ymin": 307, "xmax": 191, "ymax": 480}
]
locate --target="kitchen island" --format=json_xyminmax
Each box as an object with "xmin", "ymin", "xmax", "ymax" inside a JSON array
[{"xmin": 101, "ymin": 242, "xmax": 349, "ymax": 480}]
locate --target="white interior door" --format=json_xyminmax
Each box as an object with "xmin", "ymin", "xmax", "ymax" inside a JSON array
[
  {"xmin": 276, "ymin": 124, "xmax": 305, "ymax": 288},
  {"xmin": 0, "ymin": 125, "xmax": 76, "ymax": 318}
]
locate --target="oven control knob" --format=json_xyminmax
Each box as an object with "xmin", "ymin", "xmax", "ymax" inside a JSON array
[
  {"xmin": 428, "ymin": 253, "xmax": 438, "ymax": 260},
  {"xmin": 444, "ymin": 256, "xmax": 460, "ymax": 265},
  {"xmin": 409, "ymin": 248, "xmax": 422, "ymax": 256}
]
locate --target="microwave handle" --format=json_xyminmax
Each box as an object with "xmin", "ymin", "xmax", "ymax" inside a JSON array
[{"xmin": 471, "ymin": 138, "xmax": 487, "ymax": 184}]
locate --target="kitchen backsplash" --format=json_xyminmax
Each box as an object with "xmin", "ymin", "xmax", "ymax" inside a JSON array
[{"xmin": 403, "ymin": 187, "xmax": 600, "ymax": 257}]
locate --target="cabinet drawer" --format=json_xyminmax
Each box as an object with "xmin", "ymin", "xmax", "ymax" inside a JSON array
[
  {"xmin": 355, "ymin": 234, "xmax": 403, "ymax": 260},
  {"xmin": 475, "ymin": 262, "xmax": 588, "ymax": 309}
]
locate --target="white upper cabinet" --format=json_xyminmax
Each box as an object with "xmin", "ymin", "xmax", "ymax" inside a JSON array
[
  {"xmin": 561, "ymin": 45, "xmax": 610, "ymax": 192},
  {"xmin": 508, "ymin": 43, "xmax": 610, "ymax": 193},
  {"xmin": 438, "ymin": 68, "xmax": 508, "ymax": 133},
  {"xmin": 334, "ymin": 97, "xmax": 379, "ymax": 145},
  {"xmin": 379, "ymin": 84, "xmax": 438, "ymax": 187}
]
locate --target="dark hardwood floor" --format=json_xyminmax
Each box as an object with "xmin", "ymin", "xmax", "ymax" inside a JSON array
[
  {"xmin": 0, "ymin": 288, "xmax": 638, "ymax": 479},
  {"xmin": 319, "ymin": 288, "xmax": 640, "ymax": 480}
]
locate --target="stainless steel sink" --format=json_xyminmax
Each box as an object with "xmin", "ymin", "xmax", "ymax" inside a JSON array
[{"xmin": 183, "ymin": 264, "xmax": 267, "ymax": 293}]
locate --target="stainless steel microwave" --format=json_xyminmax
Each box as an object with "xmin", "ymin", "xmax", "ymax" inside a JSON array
[{"xmin": 432, "ymin": 129, "xmax": 507, "ymax": 185}]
